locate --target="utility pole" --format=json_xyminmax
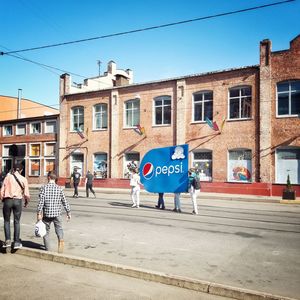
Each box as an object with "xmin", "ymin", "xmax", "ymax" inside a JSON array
[{"xmin": 97, "ymin": 60, "xmax": 102, "ymax": 76}]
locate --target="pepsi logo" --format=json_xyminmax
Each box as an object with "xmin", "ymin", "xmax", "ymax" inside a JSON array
[{"xmin": 142, "ymin": 162, "xmax": 154, "ymax": 180}]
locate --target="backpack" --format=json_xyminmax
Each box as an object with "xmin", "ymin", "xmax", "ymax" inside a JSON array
[{"xmin": 192, "ymin": 177, "xmax": 201, "ymax": 190}]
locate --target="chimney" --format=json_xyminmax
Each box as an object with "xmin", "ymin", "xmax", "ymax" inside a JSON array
[
  {"xmin": 107, "ymin": 61, "xmax": 116, "ymax": 75},
  {"xmin": 17, "ymin": 89, "xmax": 22, "ymax": 119},
  {"xmin": 260, "ymin": 39, "xmax": 272, "ymax": 67}
]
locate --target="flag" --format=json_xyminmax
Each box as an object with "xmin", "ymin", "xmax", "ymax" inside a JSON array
[
  {"xmin": 205, "ymin": 117, "xmax": 214, "ymax": 130},
  {"xmin": 135, "ymin": 124, "xmax": 145, "ymax": 135},
  {"xmin": 213, "ymin": 121, "xmax": 219, "ymax": 131},
  {"xmin": 220, "ymin": 118, "xmax": 226, "ymax": 132},
  {"xmin": 76, "ymin": 129, "xmax": 85, "ymax": 139}
]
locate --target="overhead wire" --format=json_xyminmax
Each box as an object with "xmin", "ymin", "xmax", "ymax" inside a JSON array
[{"xmin": 0, "ymin": 0, "xmax": 295, "ymax": 56}]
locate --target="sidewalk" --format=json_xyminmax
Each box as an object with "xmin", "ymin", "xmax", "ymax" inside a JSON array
[{"xmin": 29, "ymin": 184, "xmax": 299, "ymax": 203}]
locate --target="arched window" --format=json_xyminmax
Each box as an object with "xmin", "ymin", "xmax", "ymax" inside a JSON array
[
  {"xmin": 93, "ymin": 152, "xmax": 108, "ymax": 178},
  {"xmin": 93, "ymin": 104, "xmax": 108, "ymax": 130},
  {"xmin": 229, "ymin": 86, "xmax": 252, "ymax": 119},
  {"xmin": 192, "ymin": 150, "xmax": 212, "ymax": 181},
  {"xmin": 125, "ymin": 99, "xmax": 140, "ymax": 127},
  {"xmin": 71, "ymin": 106, "xmax": 84, "ymax": 132},
  {"xmin": 193, "ymin": 91, "xmax": 213, "ymax": 122},
  {"xmin": 277, "ymin": 80, "xmax": 300, "ymax": 116},
  {"xmin": 153, "ymin": 96, "xmax": 171, "ymax": 125},
  {"xmin": 123, "ymin": 152, "xmax": 140, "ymax": 178}
]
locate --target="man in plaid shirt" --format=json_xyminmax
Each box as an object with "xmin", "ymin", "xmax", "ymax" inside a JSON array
[{"xmin": 37, "ymin": 172, "xmax": 71, "ymax": 253}]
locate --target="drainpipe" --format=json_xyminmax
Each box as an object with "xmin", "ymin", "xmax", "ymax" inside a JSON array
[{"xmin": 17, "ymin": 89, "xmax": 22, "ymax": 119}]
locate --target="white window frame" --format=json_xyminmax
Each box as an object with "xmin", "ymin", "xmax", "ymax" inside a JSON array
[
  {"xmin": 2, "ymin": 158, "xmax": 13, "ymax": 175},
  {"xmin": 44, "ymin": 142, "xmax": 56, "ymax": 157},
  {"xmin": 30, "ymin": 122, "xmax": 41, "ymax": 134},
  {"xmin": 227, "ymin": 148, "xmax": 252, "ymax": 183},
  {"xmin": 45, "ymin": 120, "xmax": 57, "ymax": 133},
  {"xmin": 228, "ymin": 86, "xmax": 252, "ymax": 120},
  {"xmin": 123, "ymin": 152, "xmax": 140, "ymax": 178},
  {"xmin": 192, "ymin": 91, "xmax": 213, "ymax": 123},
  {"xmin": 3, "ymin": 124, "xmax": 13, "ymax": 136},
  {"xmin": 192, "ymin": 150, "xmax": 213, "ymax": 181},
  {"xmin": 276, "ymin": 80, "xmax": 300, "ymax": 117},
  {"xmin": 70, "ymin": 152, "xmax": 84, "ymax": 175},
  {"xmin": 93, "ymin": 152, "xmax": 108, "ymax": 178},
  {"xmin": 93, "ymin": 104, "xmax": 108, "ymax": 130},
  {"xmin": 275, "ymin": 147, "xmax": 300, "ymax": 184},
  {"xmin": 124, "ymin": 99, "xmax": 140, "ymax": 128},
  {"xmin": 16, "ymin": 123, "xmax": 26, "ymax": 135},
  {"xmin": 71, "ymin": 106, "xmax": 84, "ymax": 132},
  {"xmin": 29, "ymin": 159, "xmax": 41, "ymax": 176},
  {"xmin": 29, "ymin": 143, "xmax": 41, "ymax": 157},
  {"xmin": 153, "ymin": 96, "xmax": 172, "ymax": 126},
  {"xmin": 44, "ymin": 158, "xmax": 56, "ymax": 176}
]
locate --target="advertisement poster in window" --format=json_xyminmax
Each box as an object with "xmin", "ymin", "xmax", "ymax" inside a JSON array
[{"xmin": 228, "ymin": 150, "xmax": 252, "ymax": 182}]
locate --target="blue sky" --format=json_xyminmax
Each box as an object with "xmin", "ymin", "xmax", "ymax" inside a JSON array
[{"xmin": 0, "ymin": 0, "xmax": 299, "ymax": 109}]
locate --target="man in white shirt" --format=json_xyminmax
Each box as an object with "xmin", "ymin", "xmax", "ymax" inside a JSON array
[{"xmin": 129, "ymin": 168, "xmax": 141, "ymax": 208}]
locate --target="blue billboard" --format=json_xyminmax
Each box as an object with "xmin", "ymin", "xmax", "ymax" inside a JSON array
[{"xmin": 139, "ymin": 144, "xmax": 189, "ymax": 193}]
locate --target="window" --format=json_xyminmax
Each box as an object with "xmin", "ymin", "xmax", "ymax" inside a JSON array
[
  {"xmin": 30, "ymin": 144, "xmax": 41, "ymax": 156},
  {"xmin": 154, "ymin": 96, "xmax": 171, "ymax": 125},
  {"xmin": 276, "ymin": 147, "xmax": 300, "ymax": 184},
  {"xmin": 16, "ymin": 123, "xmax": 26, "ymax": 135},
  {"xmin": 228, "ymin": 149, "xmax": 252, "ymax": 182},
  {"xmin": 45, "ymin": 159, "xmax": 55, "ymax": 175},
  {"xmin": 94, "ymin": 153, "xmax": 108, "ymax": 178},
  {"xmin": 30, "ymin": 122, "xmax": 41, "ymax": 134},
  {"xmin": 45, "ymin": 143, "xmax": 56, "ymax": 156},
  {"xmin": 94, "ymin": 104, "xmax": 108, "ymax": 130},
  {"xmin": 193, "ymin": 91, "xmax": 213, "ymax": 122},
  {"xmin": 70, "ymin": 153, "xmax": 84, "ymax": 175},
  {"xmin": 277, "ymin": 80, "xmax": 300, "ymax": 116},
  {"xmin": 192, "ymin": 151, "xmax": 212, "ymax": 181},
  {"xmin": 45, "ymin": 120, "xmax": 57, "ymax": 133},
  {"xmin": 3, "ymin": 125, "xmax": 13, "ymax": 136},
  {"xmin": 125, "ymin": 99, "xmax": 140, "ymax": 127},
  {"xmin": 229, "ymin": 86, "xmax": 251, "ymax": 119},
  {"xmin": 2, "ymin": 159, "xmax": 12, "ymax": 176},
  {"xmin": 30, "ymin": 159, "xmax": 40, "ymax": 176},
  {"xmin": 124, "ymin": 152, "xmax": 140, "ymax": 178},
  {"xmin": 71, "ymin": 107, "xmax": 84, "ymax": 132},
  {"xmin": 3, "ymin": 145, "xmax": 10, "ymax": 156}
]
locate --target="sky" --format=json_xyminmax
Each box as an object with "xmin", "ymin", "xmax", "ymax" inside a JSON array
[{"xmin": 0, "ymin": 0, "xmax": 299, "ymax": 110}]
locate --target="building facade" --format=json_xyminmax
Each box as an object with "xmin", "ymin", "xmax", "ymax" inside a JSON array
[
  {"xmin": 58, "ymin": 37, "xmax": 300, "ymax": 195},
  {"xmin": 0, "ymin": 95, "xmax": 59, "ymax": 184}
]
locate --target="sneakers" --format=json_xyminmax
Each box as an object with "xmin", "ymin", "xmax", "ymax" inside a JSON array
[
  {"xmin": 14, "ymin": 242, "xmax": 22, "ymax": 249},
  {"xmin": 173, "ymin": 208, "xmax": 181, "ymax": 213},
  {"xmin": 131, "ymin": 204, "xmax": 137, "ymax": 208},
  {"xmin": 2, "ymin": 240, "xmax": 11, "ymax": 248},
  {"xmin": 192, "ymin": 210, "xmax": 198, "ymax": 215},
  {"xmin": 93, "ymin": 193, "xmax": 97, "ymax": 198}
]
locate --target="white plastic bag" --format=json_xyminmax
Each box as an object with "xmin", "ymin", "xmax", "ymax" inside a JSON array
[{"xmin": 35, "ymin": 220, "xmax": 46, "ymax": 238}]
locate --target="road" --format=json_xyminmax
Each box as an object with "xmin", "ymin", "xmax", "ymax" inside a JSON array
[{"xmin": 1, "ymin": 189, "xmax": 300, "ymax": 299}]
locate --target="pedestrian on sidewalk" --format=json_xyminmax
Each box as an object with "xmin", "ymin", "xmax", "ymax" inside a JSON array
[
  {"xmin": 85, "ymin": 170, "xmax": 96, "ymax": 198},
  {"xmin": 155, "ymin": 193, "xmax": 165, "ymax": 209},
  {"xmin": 130, "ymin": 168, "xmax": 141, "ymax": 208},
  {"xmin": 173, "ymin": 193, "xmax": 181, "ymax": 213},
  {"xmin": 71, "ymin": 167, "xmax": 81, "ymax": 198},
  {"xmin": 0, "ymin": 164, "xmax": 30, "ymax": 249},
  {"xmin": 188, "ymin": 169, "xmax": 200, "ymax": 215},
  {"xmin": 37, "ymin": 172, "xmax": 71, "ymax": 253}
]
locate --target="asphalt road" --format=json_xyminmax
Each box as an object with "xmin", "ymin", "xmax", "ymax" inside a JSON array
[{"xmin": 1, "ymin": 189, "xmax": 300, "ymax": 299}]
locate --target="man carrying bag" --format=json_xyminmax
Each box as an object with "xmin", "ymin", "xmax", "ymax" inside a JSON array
[{"xmin": 0, "ymin": 164, "xmax": 30, "ymax": 249}]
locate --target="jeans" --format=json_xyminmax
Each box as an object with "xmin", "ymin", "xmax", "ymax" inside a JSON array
[
  {"xmin": 73, "ymin": 183, "xmax": 79, "ymax": 196},
  {"xmin": 3, "ymin": 198, "xmax": 22, "ymax": 242},
  {"xmin": 174, "ymin": 193, "xmax": 181, "ymax": 210},
  {"xmin": 86, "ymin": 183, "xmax": 95, "ymax": 197},
  {"xmin": 43, "ymin": 216, "xmax": 64, "ymax": 251},
  {"xmin": 157, "ymin": 193, "xmax": 165, "ymax": 208}
]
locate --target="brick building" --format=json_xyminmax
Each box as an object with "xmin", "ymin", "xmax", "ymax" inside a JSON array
[
  {"xmin": 0, "ymin": 93, "xmax": 59, "ymax": 184},
  {"xmin": 58, "ymin": 36, "xmax": 300, "ymax": 196}
]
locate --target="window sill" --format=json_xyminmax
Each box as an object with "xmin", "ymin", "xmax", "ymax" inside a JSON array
[
  {"xmin": 152, "ymin": 124, "xmax": 171, "ymax": 128},
  {"xmin": 276, "ymin": 114, "xmax": 299, "ymax": 118},
  {"xmin": 92, "ymin": 128, "xmax": 108, "ymax": 132},
  {"xmin": 226, "ymin": 118, "xmax": 253, "ymax": 122}
]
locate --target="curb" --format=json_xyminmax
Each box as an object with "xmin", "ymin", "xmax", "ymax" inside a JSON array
[
  {"xmin": 16, "ymin": 247, "xmax": 298, "ymax": 300},
  {"xmin": 280, "ymin": 200, "xmax": 300, "ymax": 204}
]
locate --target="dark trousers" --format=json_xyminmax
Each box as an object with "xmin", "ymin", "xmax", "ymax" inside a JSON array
[
  {"xmin": 86, "ymin": 183, "xmax": 95, "ymax": 197},
  {"xmin": 73, "ymin": 183, "xmax": 79, "ymax": 196},
  {"xmin": 157, "ymin": 193, "xmax": 165, "ymax": 208},
  {"xmin": 3, "ymin": 198, "xmax": 22, "ymax": 242}
]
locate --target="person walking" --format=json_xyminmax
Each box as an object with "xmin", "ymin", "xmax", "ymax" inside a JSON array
[
  {"xmin": 188, "ymin": 169, "xmax": 200, "ymax": 215},
  {"xmin": 37, "ymin": 172, "xmax": 71, "ymax": 253},
  {"xmin": 85, "ymin": 170, "xmax": 96, "ymax": 198},
  {"xmin": 155, "ymin": 193, "xmax": 165, "ymax": 209},
  {"xmin": 0, "ymin": 164, "xmax": 30, "ymax": 249},
  {"xmin": 173, "ymin": 193, "xmax": 181, "ymax": 213},
  {"xmin": 130, "ymin": 168, "xmax": 141, "ymax": 208},
  {"xmin": 71, "ymin": 168, "xmax": 81, "ymax": 198}
]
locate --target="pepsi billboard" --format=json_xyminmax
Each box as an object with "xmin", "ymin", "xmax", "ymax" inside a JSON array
[{"xmin": 140, "ymin": 144, "xmax": 189, "ymax": 193}]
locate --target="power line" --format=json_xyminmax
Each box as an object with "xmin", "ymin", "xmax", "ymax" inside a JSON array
[{"xmin": 0, "ymin": 0, "xmax": 295, "ymax": 56}]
